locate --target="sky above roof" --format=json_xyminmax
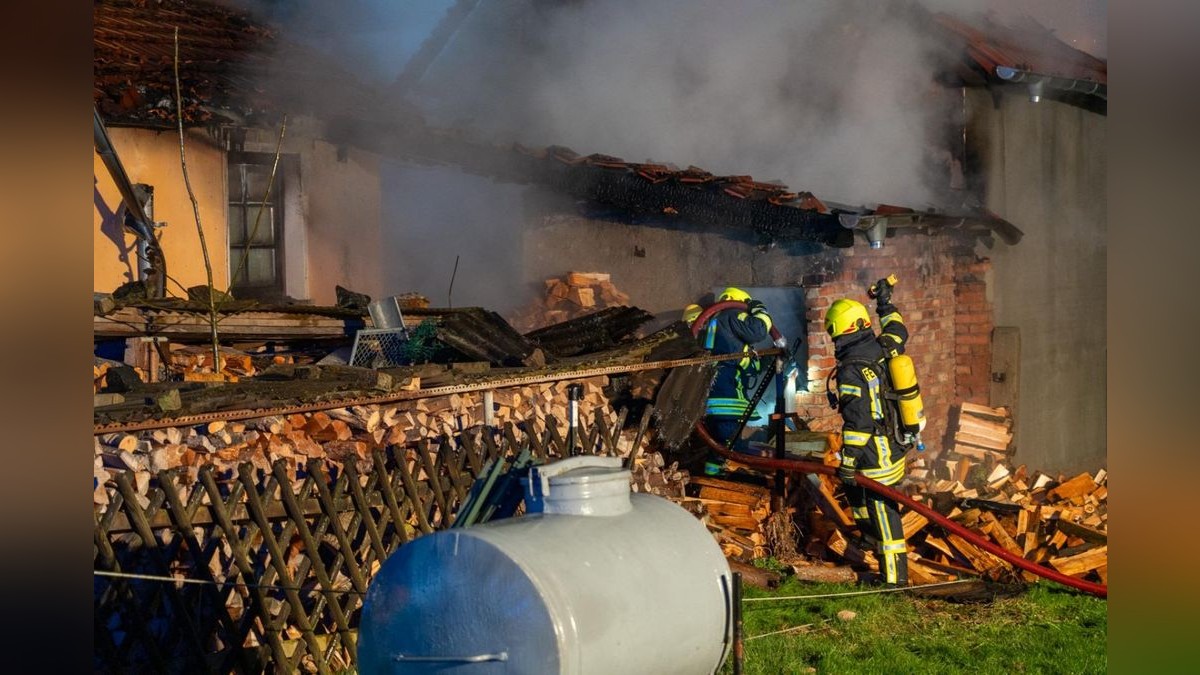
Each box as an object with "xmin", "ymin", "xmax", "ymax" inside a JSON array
[{"xmin": 244, "ymin": 0, "xmax": 1105, "ymax": 86}]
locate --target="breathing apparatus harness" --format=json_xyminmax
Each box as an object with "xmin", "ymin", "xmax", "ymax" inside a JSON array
[{"xmin": 825, "ymin": 276, "xmax": 926, "ymax": 452}]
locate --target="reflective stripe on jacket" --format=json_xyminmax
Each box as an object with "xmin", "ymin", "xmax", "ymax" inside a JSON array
[
  {"xmin": 834, "ymin": 302, "xmax": 909, "ymax": 485},
  {"xmin": 704, "ymin": 306, "xmax": 771, "ymax": 419}
]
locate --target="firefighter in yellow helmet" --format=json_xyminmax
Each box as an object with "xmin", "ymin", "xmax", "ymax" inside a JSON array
[
  {"xmin": 824, "ymin": 278, "xmax": 909, "ymax": 587},
  {"xmin": 682, "ymin": 303, "xmax": 703, "ymax": 326},
  {"xmin": 700, "ymin": 287, "xmax": 778, "ymax": 475}
]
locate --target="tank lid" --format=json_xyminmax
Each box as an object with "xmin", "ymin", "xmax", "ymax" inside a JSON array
[
  {"xmin": 525, "ymin": 456, "xmax": 631, "ymax": 516},
  {"xmin": 548, "ymin": 464, "xmax": 628, "ymax": 485}
]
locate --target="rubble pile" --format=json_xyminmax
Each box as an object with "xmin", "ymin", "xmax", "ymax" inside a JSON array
[{"xmin": 509, "ymin": 272, "xmax": 633, "ymax": 332}]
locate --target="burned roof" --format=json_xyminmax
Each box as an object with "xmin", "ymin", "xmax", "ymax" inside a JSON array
[
  {"xmin": 342, "ymin": 116, "xmax": 1023, "ymax": 249},
  {"xmin": 93, "ymin": 0, "xmax": 391, "ymax": 128},
  {"xmin": 94, "ymin": 0, "xmax": 275, "ymax": 126}
]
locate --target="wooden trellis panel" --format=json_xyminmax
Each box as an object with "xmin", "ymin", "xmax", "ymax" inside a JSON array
[{"xmin": 93, "ymin": 417, "xmax": 634, "ymax": 673}]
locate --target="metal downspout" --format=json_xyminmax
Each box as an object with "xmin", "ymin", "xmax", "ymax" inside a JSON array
[{"xmin": 94, "ymin": 106, "xmax": 168, "ymax": 298}]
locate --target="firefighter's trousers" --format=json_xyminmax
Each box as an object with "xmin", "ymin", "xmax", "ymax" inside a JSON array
[{"xmin": 846, "ymin": 485, "xmax": 908, "ymax": 585}]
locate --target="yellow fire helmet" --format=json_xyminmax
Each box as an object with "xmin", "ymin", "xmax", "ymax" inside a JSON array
[
  {"xmin": 718, "ymin": 287, "xmax": 751, "ymax": 303},
  {"xmin": 682, "ymin": 303, "xmax": 703, "ymax": 325},
  {"xmin": 824, "ymin": 298, "xmax": 871, "ymax": 337}
]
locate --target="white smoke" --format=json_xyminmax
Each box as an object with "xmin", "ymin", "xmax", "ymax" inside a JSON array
[{"xmin": 416, "ymin": 0, "xmax": 957, "ymax": 206}]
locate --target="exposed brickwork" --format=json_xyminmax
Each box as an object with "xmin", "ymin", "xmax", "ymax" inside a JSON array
[{"xmin": 793, "ymin": 233, "xmax": 992, "ymax": 455}]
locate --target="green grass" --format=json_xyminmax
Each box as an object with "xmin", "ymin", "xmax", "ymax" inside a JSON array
[{"xmin": 721, "ymin": 578, "xmax": 1107, "ymax": 674}]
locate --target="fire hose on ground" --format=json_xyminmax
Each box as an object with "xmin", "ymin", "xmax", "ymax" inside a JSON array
[{"xmin": 688, "ymin": 300, "xmax": 1108, "ymax": 599}]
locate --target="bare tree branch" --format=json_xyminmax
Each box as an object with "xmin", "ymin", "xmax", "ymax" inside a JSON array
[{"xmin": 174, "ymin": 26, "xmax": 222, "ymax": 372}]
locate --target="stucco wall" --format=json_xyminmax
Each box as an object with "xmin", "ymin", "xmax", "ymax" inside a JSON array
[
  {"xmin": 521, "ymin": 214, "xmax": 826, "ymax": 316},
  {"xmin": 379, "ymin": 163, "xmax": 527, "ymax": 313},
  {"xmin": 967, "ymin": 89, "xmax": 1107, "ymax": 473},
  {"xmin": 94, "ymin": 127, "xmax": 229, "ymax": 293},
  {"xmin": 242, "ymin": 123, "xmax": 385, "ymax": 305},
  {"xmin": 94, "ymin": 122, "xmax": 384, "ymax": 306},
  {"xmin": 301, "ymin": 141, "xmax": 383, "ymax": 305}
]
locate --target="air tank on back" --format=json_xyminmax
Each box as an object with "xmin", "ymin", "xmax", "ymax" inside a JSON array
[{"xmin": 358, "ymin": 456, "xmax": 732, "ymax": 674}]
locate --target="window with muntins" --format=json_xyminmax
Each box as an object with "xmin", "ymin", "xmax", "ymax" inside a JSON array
[{"xmin": 228, "ymin": 154, "xmax": 283, "ymax": 300}]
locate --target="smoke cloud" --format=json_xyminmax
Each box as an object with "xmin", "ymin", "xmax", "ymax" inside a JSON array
[
  {"xmin": 224, "ymin": 0, "xmax": 1105, "ymax": 307},
  {"xmin": 415, "ymin": 0, "xmax": 957, "ymax": 207}
]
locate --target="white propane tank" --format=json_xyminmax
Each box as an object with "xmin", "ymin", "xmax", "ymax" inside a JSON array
[{"xmin": 358, "ymin": 456, "xmax": 733, "ymax": 674}]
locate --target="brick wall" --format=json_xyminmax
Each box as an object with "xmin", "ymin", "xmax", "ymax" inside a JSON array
[{"xmin": 792, "ymin": 233, "xmax": 992, "ymax": 455}]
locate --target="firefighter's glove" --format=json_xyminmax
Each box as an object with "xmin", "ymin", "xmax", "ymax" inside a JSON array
[
  {"xmin": 837, "ymin": 460, "xmax": 858, "ymax": 488},
  {"xmin": 746, "ymin": 298, "xmax": 768, "ymax": 316},
  {"xmin": 870, "ymin": 277, "xmax": 893, "ymax": 306}
]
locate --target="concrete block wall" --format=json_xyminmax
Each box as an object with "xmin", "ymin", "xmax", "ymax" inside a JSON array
[{"xmin": 792, "ymin": 233, "xmax": 992, "ymax": 456}]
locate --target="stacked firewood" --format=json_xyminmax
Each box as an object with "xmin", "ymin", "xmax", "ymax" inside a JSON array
[
  {"xmin": 94, "ymin": 358, "xmax": 147, "ymax": 394},
  {"xmin": 92, "ymin": 376, "xmax": 696, "ymax": 509},
  {"xmin": 677, "ymin": 476, "xmax": 772, "ymax": 561},
  {"xmin": 167, "ymin": 345, "xmax": 261, "ymax": 381},
  {"xmin": 803, "ymin": 401, "xmax": 1108, "ymax": 586},
  {"xmin": 509, "ymin": 272, "xmax": 634, "ymax": 332},
  {"xmin": 629, "ymin": 452, "xmax": 689, "ymax": 500}
]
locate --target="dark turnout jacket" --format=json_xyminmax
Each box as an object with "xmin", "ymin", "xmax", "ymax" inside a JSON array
[
  {"xmin": 703, "ymin": 306, "xmax": 772, "ymax": 419},
  {"xmin": 833, "ymin": 302, "xmax": 908, "ymax": 486}
]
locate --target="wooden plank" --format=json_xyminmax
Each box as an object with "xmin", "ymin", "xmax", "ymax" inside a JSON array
[
  {"xmin": 988, "ymin": 327, "xmax": 1020, "ymax": 448},
  {"xmin": 305, "ymin": 462, "xmax": 370, "ymax": 594},
  {"xmin": 909, "ymin": 555, "xmax": 981, "ymax": 578},
  {"xmin": 702, "ymin": 501, "xmax": 755, "ymax": 519},
  {"xmin": 688, "ymin": 476, "xmax": 770, "ymax": 499},
  {"xmin": 698, "ymin": 485, "xmax": 765, "ymax": 506},
  {"xmin": 1055, "ymin": 518, "xmax": 1108, "ymax": 546},
  {"xmin": 953, "ymin": 430, "xmax": 1011, "ymax": 451},
  {"xmin": 980, "ymin": 513, "xmax": 1023, "ymax": 557},
  {"xmin": 960, "ymin": 401, "xmax": 1011, "ymax": 422},
  {"xmin": 1048, "ymin": 545, "xmax": 1108, "ymax": 577},
  {"xmin": 827, "ymin": 529, "xmax": 878, "ymax": 570},
  {"xmin": 812, "ymin": 476, "xmax": 855, "ymax": 528},
  {"xmin": 905, "ymin": 557, "xmax": 945, "ymax": 585},
  {"xmin": 901, "ymin": 510, "xmax": 929, "ymax": 540},
  {"xmin": 391, "ymin": 446, "xmax": 435, "ymax": 534},
  {"xmin": 94, "ymin": 308, "xmax": 364, "ymax": 339},
  {"xmin": 1048, "ymin": 473, "xmax": 1098, "ymax": 501},
  {"xmin": 94, "ymin": 494, "xmax": 174, "ymax": 670},
  {"xmin": 956, "ymin": 415, "xmax": 1013, "ymax": 440},
  {"xmin": 946, "ymin": 532, "xmax": 1006, "ymax": 574},
  {"xmin": 414, "ymin": 440, "xmax": 450, "ymax": 526},
  {"xmin": 951, "ymin": 444, "xmax": 1007, "ymax": 461}
]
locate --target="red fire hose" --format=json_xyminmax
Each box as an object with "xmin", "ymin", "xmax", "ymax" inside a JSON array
[
  {"xmin": 688, "ymin": 300, "xmax": 1107, "ymax": 598},
  {"xmin": 691, "ymin": 301, "xmax": 785, "ymax": 343},
  {"xmin": 693, "ymin": 423, "xmax": 1107, "ymax": 598}
]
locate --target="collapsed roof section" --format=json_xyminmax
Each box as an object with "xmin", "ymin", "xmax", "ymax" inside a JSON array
[
  {"xmin": 93, "ymin": 0, "xmax": 394, "ymax": 128},
  {"xmin": 94, "ymin": 0, "xmax": 275, "ymax": 126}
]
